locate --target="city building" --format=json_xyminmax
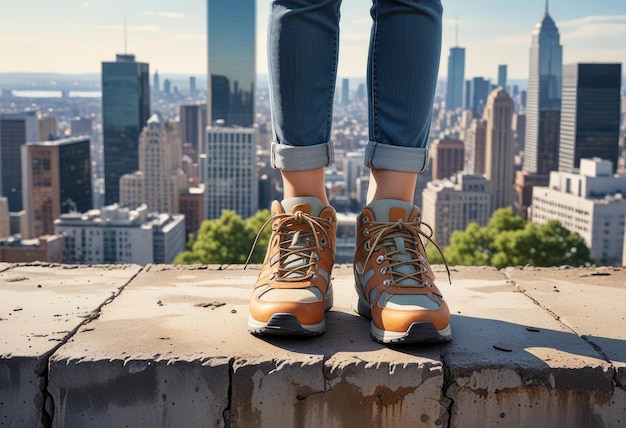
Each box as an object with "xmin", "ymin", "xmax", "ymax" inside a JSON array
[
  {"xmin": 21, "ymin": 136, "xmax": 92, "ymax": 238},
  {"xmin": 200, "ymin": 127, "xmax": 257, "ymax": 219},
  {"xmin": 207, "ymin": 0, "xmax": 255, "ymax": 127},
  {"xmin": 336, "ymin": 212, "xmax": 358, "ymax": 264},
  {"xmin": 38, "ymin": 115, "xmax": 58, "ymax": 141},
  {"xmin": 445, "ymin": 47, "xmax": 466, "ymax": 111},
  {"xmin": 179, "ymin": 186, "xmax": 205, "ymax": 237},
  {"xmin": 524, "ymin": 2, "xmax": 562, "ymax": 176},
  {"xmin": 430, "ymin": 138, "xmax": 464, "ymax": 180},
  {"xmin": 153, "ymin": 70, "xmax": 160, "ymax": 95},
  {"xmin": 0, "ymin": 111, "xmax": 38, "ymax": 212},
  {"xmin": 343, "ymin": 150, "xmax": 366, "ymax": 201},
  {"xmin": 102, "ymin": 53, "xmax": 150, "ymax": 206},
  {"xmin": 498, "ymin": 65, "xmax": 507, "ymax": 89},
  {"xmin": 465, "ymin": 119, "xmax": 487, "ymax": 174},
  {"xmin": 55, "ymin": 204, "xmax": 185, "ymax": 265},
  {"xmin": 468, "ymin": 77, "xmax": 490, "ymax": 118},
  {"xmin": 179, "ymin": 103, "xmax": 208, "ymax": 161},
  {"xmin": 0, "ymin": 197, "xmax": 9, "ymax": 239},
  {"xmin": 119, "ymin": 113, "xmax": 186, "ymax": 214},
  {"xmin": 70, "ymin": 117, "xmax": 93, "ymax": 135},
  {"xmin": 0, "ymin": 235, "xmax": 64, "ymax": 263},
  {"xmin": 342, "ymin": 78, "xmax": 350, "ymax": 107},
  {"xmin": 532, "ymin": 158, "xmax": 626, "ymax": 265},
  {"xmin": 422, "ymin": 173, "xmax": 491, "ymax": 247},
  {"xmin": 484, "ymin": 88, "xmax": 515, "ymax": 211},
  {"xmin": 558, "ymin": 63, "xmax": 622, "ymax": 173}
]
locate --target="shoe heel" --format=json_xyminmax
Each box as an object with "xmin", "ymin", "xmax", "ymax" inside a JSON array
[{"xmin": 325, "ymin": 283, "xmax": 334, "ymax": 312}]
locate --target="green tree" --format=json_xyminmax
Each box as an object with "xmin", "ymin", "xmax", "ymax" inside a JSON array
[
  {"xmin": 442, "ymin": 208, "xmax": 591, "ymax": 269},
  {"xmin": 174, "ymin": 210, "xmax": 271, "ymax": 264}
]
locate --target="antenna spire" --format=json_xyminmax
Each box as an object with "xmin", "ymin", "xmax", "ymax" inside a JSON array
[
  {"xmin": 455, "ymin": 17, "xmax": 459, "ymax": 47},
  {"xmin": 545, "ymin": 0, "xmax": 549, "ymax": 14}
]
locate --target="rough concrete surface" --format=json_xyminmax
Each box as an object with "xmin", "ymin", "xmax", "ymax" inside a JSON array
[
  {"xmin": 0, "ymin": 264, "xmax": 141, "ymax": 428},
  {"xmin": 2, "ymin": 263, "xmax": 625, "ymax": 427}
]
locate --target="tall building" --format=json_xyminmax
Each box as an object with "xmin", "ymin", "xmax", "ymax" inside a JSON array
[
  {"xmin": 119, "ymin": 113, "xmax": 186, "ymax": 214},
  {"xmin": 524, "ymin": 3, "xmax": 562, "ymax": 175},
  {"xmin": 201, "ymin": 127, "xmax": 257, "ymax": 219},
  {"xmin": 422, "ymin": 173, "xmax": 491, "ymax": 247},
  {"xmin": 153, "ymin": 70, "xmax": 160, "ymax": 95},
  {"xmin": 469, "ymin": 77, "xmax": 490, "ymax": 118},
  {"xmin": 70, "ymin": 117, "xmax": 93, "ymax": 135},
  {"xmin": 21, "ymin": 136, "xmax": 92, "ymax": 238},
  {"xmin": 465, "ymin": 119, "xmax": 487, "ymax": 174},
  {"xmin": 55, "ymin": 204, "xmax": 185, "ymax": 265},
  {"xmin": 343, "ymin": 150, "xmax": 366, "ymax": 200},
  {"xmin": 38, "ymin": 115, "xmax": 58, "ymax": 141},
  {"xmin": 102, "ymin": 54, "xmax": 150, "ymax": 206},
  {"xmin": 342, "ymin": 78, "xmax": 350, "ymax": 107},
  {"xmin": 484, "ymin": 88, "xmax": 515, "ymax": 211},
  {"xmin": 0, "ymin": 111, "xmax": 38, "ymax": 212},
  {"xmin": 498, "ymin": 65, "xmax": 507, "ymax": 89},
  {"xmin": 179, "ymin": 103, "xmax": 208, "ymax": 161},
  {"xmin": 558, "ymin": 63, "xmax": 622, "ymax": 173},
  {"xmin": 207, "ymin": 0, "xmax": 256, "ymax": 127},
  {"xmin": 0, "ymin": 197, "xmax": 9, "ymax": 239},
  {"xmin": 532, "ymin": 158, "xmax": 626, "ymax": 265},
  {"xmin": 446, "ymin": 47, "xmax": 466, "ymax": 111},
  {"xmin": 189, "ymin": 76, "xmax": 197, "ymax": 98},
  {"xmin": 430, "ymin": 138, "xmax": 464, "ymax": 180}
]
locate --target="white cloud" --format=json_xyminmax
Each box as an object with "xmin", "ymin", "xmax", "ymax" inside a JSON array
[{"xmin": 142, "ymin": 11, "xmax": 184, "ymax": 19}]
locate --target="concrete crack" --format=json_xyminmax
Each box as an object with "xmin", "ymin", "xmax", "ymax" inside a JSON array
[
  {"xmin": 222, "ymin": 358, "xmax": 234, "ymax": 427},
  {"xmin": 440, "ymin": 351, "xmax": 454, "ymax": 428}
]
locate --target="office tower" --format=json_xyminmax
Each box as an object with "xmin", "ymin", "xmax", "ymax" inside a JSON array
[
  {"xmin": 422, "ymin": 173, "xmax": 491, "ymax": 247},
  {"xmin": 0, "ymin": 197, "xmax": 9, "ymax": 238},
  {"xmin": 38, "ymin": 115, "xmax": 58, "ymax": 141},
  {"xmin": 189, "ymin": 76, "xmax": 197, "ymax": 97},
  {"xmin": 201, "ymin": 127, "xmax": 257, "ymax": 219},
  {"xmin": 498, "ymin": 65, "xmax": 507, "ymax": 89},
  {"xmin": 356, "ymin": 83, "xmax": 365, "ymax": 101},
  {"xmin": 470, "ymin": 77, "xmax": 490, "ymax": 118},
  {"xmin": 70, "ymin": 117, "xmax": 93, "ymax": 135},
  {"xmin": 532, "ymin": 158, "xmax": 626, "ymax": 265},
  {"xmin": 484, "ymin": 88, "xmax": 515, "ymax": 211},
  {"xmin": 465, "ymin": 119, "xmax": 487, "ymax": 174},
  {"xmin": 0, "ymin": 111, "xmax": 38, "ymax": 212},
  {"xmin": 119, "ymin": 113, "xmax": 186, "ymax": 214},
  {"xmin": 207, "ymin": 0, "xmax": 255, "ymax": 127},
  {"xmin": 21, "ymin": 136, "xmax": 92, "ymax": 238},
  {"xmin": 430, "ymin": 138, "xmax": 464, "ymax": 180},
  {"xmin": 179, "ymin": 186, "xmax": 205, "ymax": 237},
  {"xmin": 342, "ymin": 78, "xmax": 350, "ymax": 107},
  {"xmin": 512, "ymin": 113, "xmax": 526, "ymax": 154},
  {"xmin": 343, "ymin": 150, "xmax": 366, "ymax": 200},
  {"xmin": 446, "ymin": 47, "xmax": 466, "ymax": 111},
  {"xmin": 179, "ymin": 103, "xmax": 208, "ymax": 161},
  {"xmin": 55, "ymin": 204, "xmax": 185, "ymax": 264},
  {"xmin": 102, "ymin": 53, "xmax": 150, "ymax": 206},
  {"xmin": 524, "ymin": 3, "xmax": 562, "ymax": 175},
  {"xmin": 153, "ymin": 70, "xmax": 160, "ymax": 95},
  {"xmin": 163, "ymin": 79, "xmax": 171, "ymax": 95},
  {"xmin": 559, "ymin": 63, "xmax": 622, "ymax": 173}
]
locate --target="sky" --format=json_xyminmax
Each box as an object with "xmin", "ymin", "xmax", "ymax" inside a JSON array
[{"xmin": 0, "ymin": 0, "xmax": 625, "ymax": 81}]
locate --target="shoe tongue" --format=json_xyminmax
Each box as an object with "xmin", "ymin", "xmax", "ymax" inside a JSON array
[
  {"xmin": 281, "ymin": 197, "xmax": 326, "ymax": 217},
  {"xmin": 367, "ymin": 199, "xmax": 415, "ymax": 222}
]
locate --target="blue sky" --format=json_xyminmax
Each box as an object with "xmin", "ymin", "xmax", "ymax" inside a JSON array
[{"xmin": 0, "ymin": 0, "xmax": 624, "ymax": 80}]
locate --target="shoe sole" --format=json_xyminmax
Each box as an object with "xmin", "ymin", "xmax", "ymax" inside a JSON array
[
  {"xmin": 248, "ymin": 285, "xmax": 333, "ymax": 337},
  {"xmin": 352, "ymin": 287, "xmax": 452, "ymax": 344}
]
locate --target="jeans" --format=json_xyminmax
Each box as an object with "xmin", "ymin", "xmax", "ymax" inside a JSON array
[{"xmin": 268, "ymin": 0, "xmax": 443, "ymax": 173}]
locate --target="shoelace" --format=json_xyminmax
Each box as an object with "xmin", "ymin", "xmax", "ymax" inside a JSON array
[
  {"xmin": 357, "ymin": 218, "xmax": 451, "ymax": 286},
  {"xmin": 245, "ymin": 211, "xmax": 334, "ymax": 281}
]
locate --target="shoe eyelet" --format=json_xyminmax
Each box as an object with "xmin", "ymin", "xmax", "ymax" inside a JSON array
[
  {"xmin": 380, "ymin": 267, "xmax": 387, "ymax": 275},
  {"xmin": 364, "ymin": 241, "xmax": 371, "ymax": 251},
  {"xmin": 320, "ymin": 238, "xmax": 326, "ymax": 246},
  {"xmin": 363, "ymin": 228, "xmax": 369, "ymax": 236},
  {"xmin": 312, "ymin": 273, "xmax": 318, "ymax": 280},
  {"xmin": 423, "ymin": 268, "xmax": 428, "ymax": 274},
  {"xmin": 383, "ymin": 279, "xmax": 391, "ymax": 287},
  {"xmin": 362, "ymin": 216, "xmax": 369, "ymax": 224},
  {"xmin": 376, "ymin": 255, "xmax": 384, "ymax": 264}
]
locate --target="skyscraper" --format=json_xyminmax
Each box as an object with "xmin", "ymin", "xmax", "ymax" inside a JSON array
[
  {"xmin": 102, "ymin": 54, "xmax": 150, "ymax": 206},
  {"xmin": 446, "ymin": 47, "xmax": 465, "ymax": 111},
  {"xmin": 484, "ymin": 88, "xmax": 515, "ymax": 211},
  {"xmin": 498, "ymin": 65, "xmax": 507, "ymax": 89},
  {"xmin": 342, "ymin": 78, "xmax": 350, "ymax": 107},
  {"xmin": 179, "ymin": 103, "xmax": 208, "ymax": 161},
  {"xmin": 0, "ymin": 111, "xmax": 38, "ymax": 212},
  {"xmin": 207, "ymin": 0, "xmax": 256, "ymax": 127},
  {"xmin": 524, "ymin": 2, "xmax": 562, "ymax": 175},
  {"xmin": 558, "ymin": 63, "xmax": 622, "ymax": 173},
  {"xmin": 430, "ymin": 138, "xmax": 464, "ymax": 180},
  {"xmin": 470, "ymin": 77, "xmax": 490, "ymax": 118},
  {"xmin": 119, "ymin": 113, "xmax": 186, "ymax": 214},
  {"xmin": 21, "ymin": 136, "xmax": 92, "ymax": 238}
]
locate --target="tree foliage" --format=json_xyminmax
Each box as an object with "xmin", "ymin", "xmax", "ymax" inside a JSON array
[
  {"xmin": 174, "ymin": 210, "xmax": 271, "ymax": 265},
  {"xmin": 439, "ymin": 208, "xmax": 591, "ymax": 269}
]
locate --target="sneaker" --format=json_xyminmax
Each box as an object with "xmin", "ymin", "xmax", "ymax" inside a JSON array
[
  {"xmin": 353, "ymin": 199, "xmax": 451, "ymax": 344},
  {"xmin": 248, "ymin": 197, "xmax": 337, "ymax": 336}
]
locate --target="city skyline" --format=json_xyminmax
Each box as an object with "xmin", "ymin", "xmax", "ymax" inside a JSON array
[{"xmin": 0, "ymin": 0, "xmax": 625, "ymax": 81}]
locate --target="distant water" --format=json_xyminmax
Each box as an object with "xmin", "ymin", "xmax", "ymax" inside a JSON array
[{"xmin": 11, "ymin": 90, "xmax": 101, "ymax": 98}]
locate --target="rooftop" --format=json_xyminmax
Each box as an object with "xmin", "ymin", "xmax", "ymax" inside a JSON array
[{"xmin": 1, "ymin": 263, "xmax": 624, "ymax": 427}]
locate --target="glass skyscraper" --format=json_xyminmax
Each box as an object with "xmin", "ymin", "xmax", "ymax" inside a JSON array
[
  {"xmin": 207, "ymin": 0, "xmax": 256, "ymax": 127},
  {"xmin": 558, "ymin": 63, "xmax": 622, "ymax": 173},
  {"xmin": 524, "ymin": 3, "xmax": 562, "ymax": 175},
  {"xmin": 102, "ymin": 54, "xmax": 150, "ymax": 205},
  {"xmin": 446, "ymin": 47, "xmax": 465, "ymax": 111}
]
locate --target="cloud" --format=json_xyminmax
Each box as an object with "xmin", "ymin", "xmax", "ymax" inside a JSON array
[
  {"xmin": 82, "ymin": 2, "xmax": 91, "ymax": 7},
  {"xmin": 142, "ymin": 11, "xmax": 184, "ymax": 19}
]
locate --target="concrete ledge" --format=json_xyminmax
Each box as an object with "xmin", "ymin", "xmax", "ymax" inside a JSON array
[{"xmin": 1, "ymin": 264, "xmax": 625, "ymax": 427}]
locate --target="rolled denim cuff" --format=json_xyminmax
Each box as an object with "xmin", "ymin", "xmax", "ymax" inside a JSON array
[
  {"xmin": 271, "ymin": 140, "xmax": 335, "ymax": 171},
  {"xmin": 364, "ymin": 141, "xmax": 430, "ymax": 173}
]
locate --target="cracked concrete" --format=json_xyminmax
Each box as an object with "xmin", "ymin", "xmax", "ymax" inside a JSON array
[{"xmin": 1, "ymin": 264, "xmax": 625, "ymax": 427}]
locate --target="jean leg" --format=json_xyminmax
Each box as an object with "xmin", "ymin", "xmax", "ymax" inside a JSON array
[
  {"xmin": 365, "ymin": 0, "xmax": 443, "ymax": 173},
  {"xmin": 269, "ymin": 0, "xmax": 342, "ymax": 171}
]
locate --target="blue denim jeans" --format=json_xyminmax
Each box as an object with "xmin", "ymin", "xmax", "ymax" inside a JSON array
[{"xmin": 269, "ymin": 0, "xmax": 442, "ymax": 173}]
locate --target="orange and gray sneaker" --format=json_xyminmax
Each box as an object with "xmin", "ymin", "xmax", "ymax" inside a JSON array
[
  {"xmin": 353, "ymin": 199, "xmax": 451, "ymax": 344},
  {"xmin": 248, "ymin": 197, "xmax": 337, "ymax": 336}
]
